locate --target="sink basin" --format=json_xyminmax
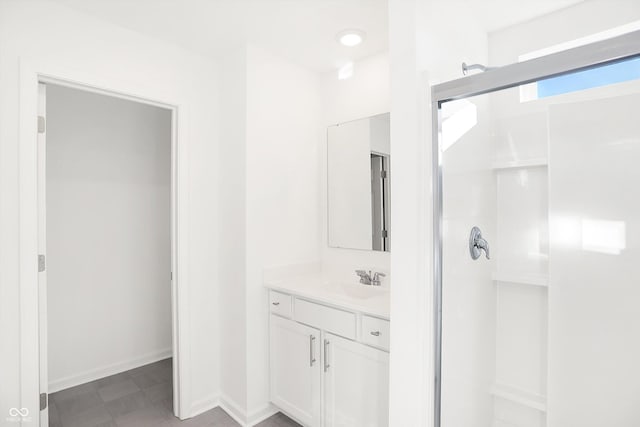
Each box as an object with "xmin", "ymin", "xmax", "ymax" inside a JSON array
[{"xmin": 323, "ymin": 282, "xmax": 388, "ymax": 300}]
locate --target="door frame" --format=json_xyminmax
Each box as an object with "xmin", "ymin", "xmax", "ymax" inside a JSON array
[
  {"xmin": 19, "ymin": 59, "xmax": 191, "ymax": 422},
  {"xmin": 430, "ymin": 29, "xmax": 640, "ymax": 427}
]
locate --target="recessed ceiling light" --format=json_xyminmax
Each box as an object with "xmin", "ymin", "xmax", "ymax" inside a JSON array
[{"xmin": 337, "ymin": 30, "xmax": 366, "ymax": 47}]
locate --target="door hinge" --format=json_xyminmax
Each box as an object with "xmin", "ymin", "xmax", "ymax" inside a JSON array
[
  {"xmin": 38, "ymin": 116, "xmax": 46, "ymax": 134},
  {"xmin": 38, "ymin": 254, "xmax": 45, "ymax": 272},
  {"xmin": 381, "ymin": 170, "xmax": 388, "ymax": 179},
  {"xmin": 40, "ymin": 393, "xmax": 47, "ymax": 410},
  {"xmin": 382, "ymin": 230, "xmax": 388, "ymax": 238}
]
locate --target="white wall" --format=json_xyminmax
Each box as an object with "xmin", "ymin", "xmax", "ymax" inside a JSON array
[
  {"xmin": 217, "ymin": 47, "xmax": 249, "ymax": 416},
  {"xmin": 244, "ymin": 44, "xmax": 322, "ymax": 419},
  {"xmin": 370, "ymin": 113, "xmax": 391, "ymax": 155},
  {"xmin": 46, "ymin": 85, "xmax": 172, "ymax": 392},
  {"xmin": 547, "ymin": 90, "xmax": 640, "ymax": 427},
  {"xmin": 0, "ymin": 0, "xmax": 220, "ymax": 418},
  {"xmin": 489, "ymin": 0, "xmax": 640, "ymax": 66},
  {"xmin": 387, "ymin": 1, "xmax": 488, "ymax": 425},
  {"xmin": 320, "ymin": 52, "xmax": 391, "ymax": 282},
  {"xmin": 217, "ymin": 45, "xmax": 322, "ymax": 424}
]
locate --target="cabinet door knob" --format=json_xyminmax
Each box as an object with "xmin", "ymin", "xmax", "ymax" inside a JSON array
[
  {"xmin": 272, "ymin": 302, "xmax": 280, "ymax": 306},
  {"xmin": 370, "ymin": 331, "xmax": 381, "ymax": 337}
]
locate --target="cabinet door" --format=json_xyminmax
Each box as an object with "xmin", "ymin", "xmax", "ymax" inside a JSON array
[
  {"xmin": 270, "ymin": 315, "xmax": 321, "ymax": 426},
  {"xmin": 323, "ymin": 333, "xmax": 389, "ymax": 427}
]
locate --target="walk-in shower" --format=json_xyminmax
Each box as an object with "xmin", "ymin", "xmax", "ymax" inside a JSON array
[{"xmin": 432, "ymin": 30, "xmax": 640, "ymax": 427}]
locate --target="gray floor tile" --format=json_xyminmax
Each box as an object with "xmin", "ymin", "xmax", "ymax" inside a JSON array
[
  {"xmin": 105, "ymin": 390, "xmax": 151, "ymax": 418},
  {"xmin": 277, "ymin": 414, "xmax": 302, "ymax": 427},
  {"xmin": 166, "ymin": 415, "xmax": 215, "ymax": 427},
  {"xmin": 155, "ymin": 397, "xmax": 173, "ymax": 415},
  {"xmin": 90, "ymin": 372, "xmax": 131, "ymax": 389},
  {"xmin": 56, "ymin": 390, "xmax": 103, "ymax": 420},
  {"xmin": 49, "ymin": 402, "xmax": 62, "ymax": 427},
  {"xmin": 165, "ymin": 407, "xmax": 238, "ymax": 427},
  {"xmin": 114, "ymin": 405, "xmax": 170, "ymax": 427},
  {"xmin": 278, "ymin": 416, "xmax": 302, "ymax": 427},
  {"xmin": 51, "ymin": 382, "xmax": 97, "ymax": 405},
  {"xmin": 154, "ymin": 398, "xmax": 175, "ymax": 417},
  {"xmin": 61, "ymin": 404, "xmax": 114, "ymax": 427},
  {"xmin": 158, "ymin": 358, "xmax": 172, "ymax": 369},
  {"xmin": 98, "ymin": 379, "xmax": 140, "ymax": 402},
  {"xmin": 209, "ymin": 407, "xmax": 236, "ymax": 423},
  {"xmin": 131, "ymin": 371, "xmax": 164, "ymax": 389},
  {"xmin": 211, "ymin": 420, "xmax": 242, "ymax": 427},
  {"xmin": 257, "ymin": 413, "xmax": 302, "ymax": 427},
  {"xmin": 143, "ymin": 381, "xmax": 173, "ymax": 403},
  {"xmin": 130, "ymin": 362, "xmax": 172, "ymax": 385},
  {"xmin": 147, "ymin": 366, "xmax": 173, "ymax": 383},
  {"xmin": 254, "ymin": 419, "xmax": 279, "ymax": 427},
  {"xmin": 49, "ymin": 359, "xmax": 252, "ymax": 427},
  {"xmin": 127, "ymin": 360, "xmax": 164, "ymax": 377}
]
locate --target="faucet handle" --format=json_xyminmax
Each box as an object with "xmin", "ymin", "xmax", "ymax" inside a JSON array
[
  {"xmin": 355, "ymin": 269, "xmax": 372, "ymax": 285},
  {"xmin": 372, "ymin": 272, "xmax": 386, "ymax": 286}
]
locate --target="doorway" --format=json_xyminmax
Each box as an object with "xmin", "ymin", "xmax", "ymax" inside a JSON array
[{"xmin": 37, "ymin": 82, "xmax": 179, "ymax": 426}]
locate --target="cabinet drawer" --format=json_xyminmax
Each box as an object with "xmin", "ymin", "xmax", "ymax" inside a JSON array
[
  {"xmin": 361, "ymin": 315, "xmax": 390, "ymax": 351},
  {"xmin": 294, "ymin": 298, "xmax": 356, "ymax": 340},
  {"xmin": 269, "ymin": 291, "xmax": 292, "ymax": 318}
]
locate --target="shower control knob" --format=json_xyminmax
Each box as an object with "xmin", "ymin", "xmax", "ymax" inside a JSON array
[{"xmin": 469, "ymin": 226, "xmax": 490, "ymax": 260}]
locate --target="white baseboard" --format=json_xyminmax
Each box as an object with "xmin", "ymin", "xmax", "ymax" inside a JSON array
[
  {"xmin": 48, "ymin": 348, "xmax": 172, "ymax": 393},
  {"xmin": 189, "ymin": 393, "xmax": 279, "ymax": 427},
  {"xmin": 214, "ymin": 395, "xmax": 276, "ymax": 426},
  {"xmin": 218, "ymin": 394, "xmax": 248, "ymax": 426},
  {"xmin": 190, "ymin": 393, "xmax": 220, "ymax": 418},
  {"xmin": 247, "ymin": 403, "xmax": 278, "ymax": 426}
]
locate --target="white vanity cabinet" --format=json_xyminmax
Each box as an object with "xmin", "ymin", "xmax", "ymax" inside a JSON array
[
  {"xmin": 268, "ymin": 290, "xmax": 390, "ymax": 427},
  {"xmin": 270, "ymin": 314, "xmax": 322, "ymax": 426},
  {"xmin": 323, "ymin": 333, "xmax": 390, "ymax": 427}
]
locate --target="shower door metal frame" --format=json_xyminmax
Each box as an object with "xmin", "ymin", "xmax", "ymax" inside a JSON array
[{"xmin": 431, "ymin": 29, "xmax": 640, "ymax": 427}]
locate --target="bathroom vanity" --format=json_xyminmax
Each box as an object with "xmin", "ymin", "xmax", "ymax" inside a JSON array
[
  {"xmin": 265, "ymin": 277, "xmax": 390, "ymax": 427},
  {"xmin": 265, "ymin": 111, "xmax": 392, "ymax": 426}
]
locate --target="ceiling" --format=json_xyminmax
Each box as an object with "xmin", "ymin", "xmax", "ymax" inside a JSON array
[
  {"xmin": 49, "ymin": 0, "xmax": 389, "ymax": 72},
  {"xmin": 48, "ymin": 0, "xmax": 584, "ymax": 72}
]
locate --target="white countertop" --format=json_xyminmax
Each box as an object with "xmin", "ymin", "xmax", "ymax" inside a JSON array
[{"xmin": 264, "ymin": 275, "xmax": 390, "ymax": 320}]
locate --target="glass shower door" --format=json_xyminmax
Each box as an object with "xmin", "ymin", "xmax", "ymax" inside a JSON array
[{"xmin": 434, "ymin": 32, "xmax": 640, "ymax": 427}]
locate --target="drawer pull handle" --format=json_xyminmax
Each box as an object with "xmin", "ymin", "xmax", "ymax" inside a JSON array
[
  {"xmin": 370, "ymin": 331, "xmax": 381, "ymax": 337},
  {"xmin": 272, "ymin": 302, "xmax": 280, "ymax": 306}
]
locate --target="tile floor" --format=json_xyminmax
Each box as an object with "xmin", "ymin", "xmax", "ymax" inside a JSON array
[{"xmin": 49, "ymin": 358, "xmax": 301, "ymax": 427}]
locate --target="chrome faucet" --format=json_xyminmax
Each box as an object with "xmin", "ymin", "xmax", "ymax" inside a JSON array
[{"xmin": 355, "ymin": 270, "xmax": 386, "ymax": 286}]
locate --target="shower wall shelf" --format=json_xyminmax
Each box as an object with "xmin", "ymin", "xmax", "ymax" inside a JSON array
[
  {"xmin": 492, "ymin": 134, "xmax": 549, "ymax": 427},
  {"xmin": 492, "ymin": 273, "xmax": 549, "ymax": 287},
  {"xmin": 492, "ymin": 157, "xmax": 548, "ymax": 170},
  {"xmin": 490, "ymin": 383, "xmax": 547, "ymax": 412}
]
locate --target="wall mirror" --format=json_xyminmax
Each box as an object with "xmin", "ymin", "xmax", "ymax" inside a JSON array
[{"xmin": 327, "ymin": 113, "xmax": 390, "ymax": 252}]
